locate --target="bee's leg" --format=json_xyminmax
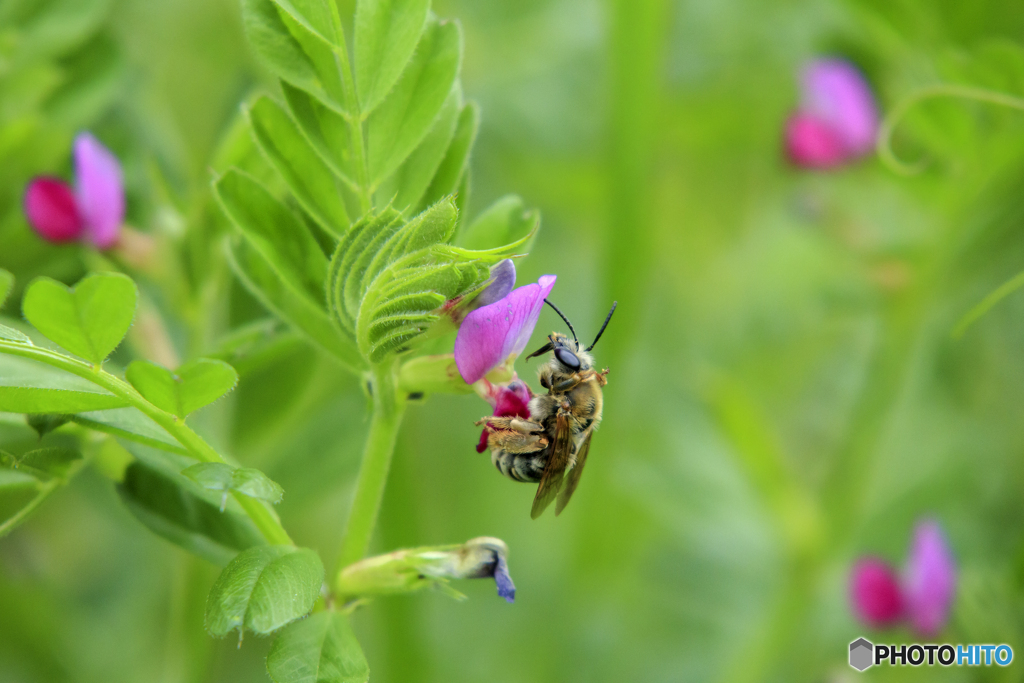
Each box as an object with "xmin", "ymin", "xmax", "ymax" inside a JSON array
[
  {"xmin": 488, "ymin": 429, "xmax": 548, "ymax": 454},
  {"xmin": 474, "ymin": 416, "xmax": 544, "ymax": 434}
]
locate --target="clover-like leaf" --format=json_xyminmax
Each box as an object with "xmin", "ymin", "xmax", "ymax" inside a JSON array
[
  {"xmin": 206, "ymin": 545, "xmax": 324, "ymax": 637},
  {"xmin": 267, "ymin": 611, "xmax": 369, "ymax": 683},
  {"xmin": 1, "ymin": 448, "xmax": 82, "ymax": 481},
  {"xmin": 118, "ymin": 461, "xmax": 266, "ymax": 565},
  {"xmin": 181, "ymin": 462, "xmax": 284, "ymax": 508},
  {"xmin": 126, "ymin": 358, "xmax": 239, "ymax": 419},
  {"xmin": 22, "ymin": 272, "xmax": 137, "ymax": 364}
]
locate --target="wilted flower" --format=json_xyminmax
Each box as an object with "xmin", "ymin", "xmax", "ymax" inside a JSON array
[
  {"xmin": 849, "ymin": 519, "xmax": 955, "ymax": 637},
  {"xmin": 475, "ymin": 378, "xmax": 533, "ymax": 452},
  {"xmin": 850, "ymin": 558, "xmax": 904, "ymax": 628},
  {"xmin": 903, "ymin": 520, "xmax": 956, "ymax": 637},
  {"xmin": 785, "ymin": 58, "xmax": 879, "ymax": 168},
  {"xmin": 454, "ymin": 273, "xmax": 556, "ymax": 384},
  {"xmin": 335, "ymin": 536, "xmax": 515, "ymax": 603},
  {"xmin": 24, "ymin": 132, "xmax": 124, "ymax": 248}
]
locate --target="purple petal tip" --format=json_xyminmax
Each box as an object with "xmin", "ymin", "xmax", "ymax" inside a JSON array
[
  {"xmin": 904, "ymin": 520, "xmax": 956, "ymax": 637},
  {"xmin": 493, "ymin": 555, "xmax": 515, "ymax": 603},
  {"xmin": 454, "ymin": 275, "xmax": 556, "ymax": 384},
  {"xmin": 74, "ymin": 132, "xmax": 124, "ymax": 249}
]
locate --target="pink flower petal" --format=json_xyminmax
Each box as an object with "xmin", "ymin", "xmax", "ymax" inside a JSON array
[
  {"xmin": 24, "ymin": 177, "xmax": 85, "ymax": 243},
  {"xmin": 74, "ymin": 133, "xmax": 124, "ymax": 249},
  {"xmin": 784, "ymin": 113, "xmax": 847, "ymax": 168},
  {"xmin": 475, "ymin": 259, "xmax": 516, "ymax": 307},
  {"xmin": 454, "ymin": 275, "xmax": 556, "ymax": 384},
  {"xmin": 904, "ymin": 520, "xmax": 956, "ymax": 637},
  {"xmin": 850, "ymin": 557, "xmax": 904, "ymax": 628},
  {"xmin": 801, "ymin": 59, "xmax": 879, "ymax": 156}
]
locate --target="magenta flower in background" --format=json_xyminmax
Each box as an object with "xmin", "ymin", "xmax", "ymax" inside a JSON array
[
  {"xmin": 785, "ymin": 58, "xmax": 879, "ymax": 168},
  {"xmin": 24, "ymin": 132, "xmax": 124, "ymax": 248},
  {"xmin": 903, "ymin": 520, "xmax": 956, "ymax": 637},
  {"xmin": 454, "ymin": 273, "xmax": 557, "ymax": 384},
  {"xmin": 849, "ymin": 519, "xmax": 956, "ymax": 637},
  {"xmin": 850, "ymin": 558, "xmax": 904, "ymax": 628}
]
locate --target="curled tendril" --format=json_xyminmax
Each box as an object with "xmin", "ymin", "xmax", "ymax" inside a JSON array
[
  {"xmin": 952, "ymin": 268, "xmax": 1024, "ymax": 339},
  {"xmin": 877, "ymin": 84, "xmax": 1024, "ymax": 175}
]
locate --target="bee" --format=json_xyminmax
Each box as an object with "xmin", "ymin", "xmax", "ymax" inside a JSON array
[{"xmin": 477, "ymin": 300, "xmax": 617, "ymax": 518}]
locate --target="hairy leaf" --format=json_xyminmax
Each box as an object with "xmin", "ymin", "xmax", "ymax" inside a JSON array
[
  {"xmin": 267, "ymin": 611, "xmax": 369, "ymax": 683},
  {"xmin": 215, "ymin": 169, "xmax": 328, "ymax": 307},
  {"xmin": 367, "ymin": 16, "xmax": 461, "ymax": 185},
  {"xmin": 375, "ymin": 85, "xmax": 461, "ymax": 213},
  {"xmin": 22, "ymin": 272, "xmax": 137, "ymax": 364},
  {"xmin": 126, "ymin": 358, "xmax": 239, "ymax": 419},
  {"xmin": 206, "ymin": 545, "xmax": 324, "ymax": 636},
  {"xmin": 281, "ymin": 82, "xmax": 355, "ymax": 187},
  {"xmin": 421, "ymin": 101, "xmax": 478, "ymax": 211},
  {"xmin": 72, "ymin": 408, "xmax": 185, "ymax": 453},
  {"xmin": 354, "ymin": 0, "xmax": 429, "ymax": 115},
  {"xmin": 227, "ymin": 239, "xmax": 364, "ymax": 372},
  {"xmin": 249, "ymin": 95, "xmax": 351, "ymax": 237},
  {"xmin": 118, "ymin": 460, "xmax": 266, "ymax": 565}
]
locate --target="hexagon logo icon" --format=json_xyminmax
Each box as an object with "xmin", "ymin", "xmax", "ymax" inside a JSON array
[{"xmin": 849, "ymin": 637, "xmax": 874, "ymax": 671}]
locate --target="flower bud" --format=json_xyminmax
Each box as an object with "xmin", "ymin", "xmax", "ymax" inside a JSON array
[{"xmin": 849, "ymin": 557, "xmax": 904, "ymax": 628}]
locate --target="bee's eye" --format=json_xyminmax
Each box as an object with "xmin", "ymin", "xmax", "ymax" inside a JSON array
[{"xmin": 555, "ymin": 348, "xmax": 580, "ymax": 370}]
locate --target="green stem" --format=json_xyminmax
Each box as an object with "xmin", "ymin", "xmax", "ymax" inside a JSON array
[
  {"xmin": 0, "ymin": 456, "xmax": 87, "ymax": 537},
  {"xmin": 878, "ymin": 83, "xmax": 1024, "ymax": 175},
  {"xmin": 0, "ymin": 341, "xmax": 293, "ymax": 546},
  {"xmin": 336, "ymin": 361, "xmax": 406, "ymax": 569}
]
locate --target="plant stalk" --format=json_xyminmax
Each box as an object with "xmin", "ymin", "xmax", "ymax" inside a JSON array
[
  {"xmin": 336, "ymin": 360, "xmax": 406, "ymax": 570},
  {"xmin": 0, "ymin": 341, "xmax": 293, "ymax": 546}
]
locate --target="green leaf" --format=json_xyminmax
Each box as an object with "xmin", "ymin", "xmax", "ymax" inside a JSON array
[
  {"xmin": 228, "ymin": 239, "xmax": 364, "ymax": 372},
  {"xmin": 25, "ymin": 414, "xmax": 72, "ymax": 438},
  {"xmin": 267, "ymin": 611, "xmax": 369, "ymax": 683},
  {"xmin": 249, "ymin": 95, "xmax": 351, "ymax": 237},
  {"xmin": 126, "ymin": 358, "xmax": 239, "ymax": 419},
  {"xmin": 281, "ymin": 82, "xmax": 355, "ymax": 186},
  {"xmin": 367, "ymin": 16, "xmax": 461, "ymax": 185},
  {"xmin": 0, "ymin": 354, "xmax": 128, "ymax": 413},
  {"xmin": 72, "ymin": 408, "xmax": 185, "ymax": 453},
  {"xmin": 0, "ymin": 269, "xmax": 12, "ymax": 309},
  {"xmin": 326, "ymin": 208, "xmax": 403, "ymax": 333},
  {"xmin": 22, "ymin": 272, "xmax": 138, "ymax": 364},
  {"xmin": 215, "ymin": 169, "xmax": 328, "ymax": 306},
  {"xmin": 0, "ymin": 325, "xmax": 32, "ymax": 344},
  {"xmin": 375, "ymin": 84, "xmax": 461, "ymax": 213},
  {"xmin": 457, "ymin": 195, "xmax": 539, "ymax": 253},
  {"xmin": 354, "ymin": 0, "xmax": 429, "ymax": 116},
  {"xmin": 205, "ymin": 545, "xmax": 324, "ymax": 636},
  {"xmin": 269, "ymin": 0, "xmax": 348, "ymax": 106},
  {"xmin": 420, "ymin": 101, "xmax": 478, "ymax": 212},
  {"xmin": 241, "ymin": 0, "xmax": 340, "ymax": 110},
  {"xmin": 182, "ymin": 462, "xmax": 284, "ymax": 505},
  {"xmin": 117, "ymin": 460, "xmax": 267, "ymax": 565}
]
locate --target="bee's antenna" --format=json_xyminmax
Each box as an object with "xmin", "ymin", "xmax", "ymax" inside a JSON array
[
  {"xmin": 543, "ymin": 299, "xmax": 577, "ymax": 344},
  {"xmin": 586, "ymin": 301, "xmax": 617, "ymax": 352}
]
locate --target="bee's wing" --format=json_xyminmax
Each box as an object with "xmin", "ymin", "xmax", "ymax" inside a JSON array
[
  {"xmin": 530, "ymin": 412, "xmax": 573, "ymax": 519},
  {"xmin": 555, "ymin": 429, "xmax": 592, "ymax": 515}
]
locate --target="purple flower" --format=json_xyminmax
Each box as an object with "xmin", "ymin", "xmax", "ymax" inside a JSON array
[
  {"xmin": 849, "ymin": 519, "xmax": 956, "ymax": 637},
  {"xmin": 24, "ymin": 132, "xmax": 124, "ymax": 248},
  {"xmin": 903, "ymin": 520, "xmax": 956, "ymax": 637},
  {"xmin": 785, "ymin": 58, "xmax": 879, "ymax": 168},
  {"xmin": 850, "ymin": 558, "xmax": 904, "ymax": 628},
  {"xmin": 454, "ymin": 273, "xmax": 556, "ymax": 384}
]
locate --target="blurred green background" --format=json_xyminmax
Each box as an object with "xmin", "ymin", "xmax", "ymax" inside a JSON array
[{"xmin": 4, "ymin": 0, "xmax": 1024, "ymax": 681}]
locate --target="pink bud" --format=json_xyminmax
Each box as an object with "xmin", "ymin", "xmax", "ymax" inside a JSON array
[
  {"xmin": 904, "ymin": 520, "xmax": 956, "ymax": 637},
  {"xmin": 850, "ymin": 557, "xmax": 904, "ymax": 628},
  {"xmin": 786, "ymin": 58, "xmax": 879, "ymax": 168},
  {"xmin": 24, "ymin": 177, "xmax": 85, "ymax": 243}
]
